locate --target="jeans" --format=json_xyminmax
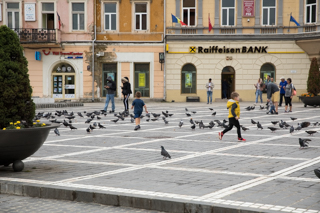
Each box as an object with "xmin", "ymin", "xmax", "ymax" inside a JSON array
[
  {"xmin": 279, "ymin": 93, "xmax": 285, "ymax": 106},
  {"xmin": 207, "ymin": 91, "xmax": 212, "ymax": 103},
  {"xmin": 222, "ymin": 89, "xmax": 227, "ymax": 99},
  {"xmin": 255, "ymin": 90, "xmax": 263, "ymax": 103},
  {"xmin": 104, "ymin": 94, "xmax": 115, "ymax": 111}
]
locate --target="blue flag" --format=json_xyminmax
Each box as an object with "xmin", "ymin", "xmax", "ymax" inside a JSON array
[
  {"xmin": 171, "ymin": 14, "xmax": 178, "ymax": 23},
  {"xmin": 290, "ymin": 15, "xmax": 300, "ymax": 26}
]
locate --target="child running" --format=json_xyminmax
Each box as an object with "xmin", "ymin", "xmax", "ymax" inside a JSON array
[
  {"xmin": 219, "ymin": 92, "xmax": 246, "ymax": 142},
  {"xmin": 131, "ymin": 91, "xmax": 148, "ymax": 131}
]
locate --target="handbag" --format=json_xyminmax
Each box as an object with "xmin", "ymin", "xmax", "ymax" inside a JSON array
[{"xmin": 292, "ymin": 84, "xmax": 296, "ymax": 96}]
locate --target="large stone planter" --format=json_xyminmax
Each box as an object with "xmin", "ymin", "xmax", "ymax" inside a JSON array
[
  {"xmin": 298, "ymin": 96, "xmax": 320, "ymax": 107},
  {"xmin": 0, "ymin": 123, "xmax": 59, "ymax": 172}
]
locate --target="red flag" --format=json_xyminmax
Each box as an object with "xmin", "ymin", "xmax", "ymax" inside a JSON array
[
  {"xmin": 208, "ymin": 14, "xmax": 213, "ymax": 32},
  {"xmin": 57, "ymin": 12, "xmax": 61, "ymax": 30}
]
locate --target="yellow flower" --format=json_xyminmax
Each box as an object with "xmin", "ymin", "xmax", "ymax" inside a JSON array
[
  {"xmin": 36, "ymin": 120, "xmax": 40, "ymax": 123},
  {"xmin": 10, "ymin": 122, "xmax": 13, "ymax": 125},
  {"xmin": 14, "ymin": 123, "xmax": 17, "ymax": 125},
  {"xmin": 3, "ymin": 128, "xmax": 6, "ymax": 130},
  {"xmin": 16, "ymin": 127, "xmax": 20, "ymax": 129},
  {"xmin": 42, "ymin": 123, "xmax": 46, "ymax": 126},
  {"xmin": 33, "ymin": 122, "xmax": 36, "ymax": 125},
  {"xmin": 16, "ymin": 121, "xmax": 20, "ymax": 124}
]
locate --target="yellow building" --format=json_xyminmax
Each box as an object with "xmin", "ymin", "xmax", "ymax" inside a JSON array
[{"xmin": 165, "ymin": 0, "xmax": 320, "ymax": 102}]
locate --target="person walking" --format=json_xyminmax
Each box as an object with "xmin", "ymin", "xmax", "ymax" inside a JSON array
[
  {"xmin": 131, "ymin": 91, "xmax": 148, "ymax": 131},
  {"xmin": 279, "ymin": 77, "xmax": 287, "ymax": 107},
  {"xmin": 103, "ymin": 76, "xmax": 116, "ymax": 113},
  {"xmin": 266, "ymin": 82, "xmax": 280, "ymax": 114},
  {"xmin": 222, "ymin": 79, "xmax": 229, "ymax": 99},
  {"xmin": 254, "ymin": 78, "xmax": 263, "ymax": 104},
  {"xmin": 284, "ymin": 78, "xmax": 294, "ymax": 113},
  {"xmin": 120, "ymin": 77, "xmax": 132, "ymax": 112},
  {"xmin": 205, "ymin": 78, "xmax": 214, "ymax": 104}
]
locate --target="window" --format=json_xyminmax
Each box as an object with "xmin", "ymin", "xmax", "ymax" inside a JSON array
[
  {"xmin": 181, "ymin": 64, "xmax": 196, "ymax": 94},
  {"xmin": 262, "ymin": 0, "xmax": 276, "ymax": 25},
  {"xmin": 103, "ymin": 63, "xmax": 117, "ymax": 97},
  {"xmin": 182, "ymin": 0, "xmax": 195, "ymax": 26},
  {"xmin": 135, "ymin": 3, "xmax": 147, "ymax": 30},
  {"xmin": 221, "ymin": 0, "xmax": 235, "ymax": 26},
  {"xmin": 260, "ymin": 63, "xmax": 275, "ymax": 93},
  {"xmin": 134, "ymin": 63, "xmax": 150, "ymax": 97},
  {"xmin": 72, "ymin": 3, "xmax": 85, "ymax": 30},
  {"xmin": 104, "ymin": 3, "xmax": 116, "ymax": 31},
  {"xmin": 42, "ymin": 3, "xmax": 55, "ymax": 29},
  {"xmin": 52, "ymin": 63, "xmax": 76, "ymax": 99},
  {"xmin": 7, "ymin": 3, "xmax": 19, "ymax": 29},
  {"xmin": 306, "ymin": 0, "xmax": 316, "ymax": 24}
]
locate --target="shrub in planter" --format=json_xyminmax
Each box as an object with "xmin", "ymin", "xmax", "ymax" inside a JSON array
[
  {"xmin": 0, "ymin": 25, "xmax": 35, "ymax": 129},
  {"xmin": 307, "ymin": 57, "xmax": 320, "ymax": 96}
]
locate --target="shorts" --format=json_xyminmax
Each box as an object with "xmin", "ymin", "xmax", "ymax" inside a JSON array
[
  {"xmin": 134, "ymin": 111, "xmax": 142, "ymax": 118},
  {"xmin": 272, "ymin": 91, "xmax": 279, "ymax": 103}
]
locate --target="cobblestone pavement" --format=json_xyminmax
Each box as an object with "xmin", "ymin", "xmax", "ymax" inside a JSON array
[
  {"xmin": 1, "ymin": 101, "xmax": 320, "ymax": 213},
  {"xmin": 0, "ymin": 194, "xmax": 163, "ymax": 213}
]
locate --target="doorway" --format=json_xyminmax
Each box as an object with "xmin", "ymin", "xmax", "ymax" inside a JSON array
[
  {"xmin": 102, "ymin": 63, "xmax": 117, "ymax": 97},
  {"xmin": 221, "ymin": 66, "xmax": 235, "ymax": 99},
  {"xmin": 52, "ymin": 63, "xmax": 76, "ymax": 99}
]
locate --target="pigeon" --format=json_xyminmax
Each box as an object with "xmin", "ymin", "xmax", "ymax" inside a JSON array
[
  {"xmin": 97, "ymin": 116, "xmax": 101, "ymax": 120},
  {"xmin": 257, "ymin": 122, "xmax": 263, "ymax": 130},
  {"xmin": 162, "ymin": 116, "xmax": 166, "ymax": 121},
  {"xmin": 111, "ymin": 119, "xmax": 119, "ymax": 123},
  {"xmin": 68, "ymin": 119, "xmax": 72, "ymax": 124},
  {"xmin": 191, "ymin": 124, "xmax": 196, "ymax": 130},
  {"xmin": 186, "ymin": 113, "xmax": 191, "ymax": 117},
  {"xmin": 295, "ymin": 123, "xmax": 302, "ymax": 131},
  {"xmin": 161, "ymin": 146, "xmax": 171, "ymax": 159},
  {"xmin": 241, "ymin": 126, "xmax": 249, "ymax": 131},
  {"xmin": 290, "ymin": 126, "xmax": 294, "ymax": 134},
  {"xmin": 69, "ymin": 125, "xmax": 77, "ymax": 130},
  {"xmin": 77, "ymin": 112, "xmax": 83, "ymax": 117},
  {"xmin": 251, "ymin": 119, "xmax": 257, "ymax": 124},
  {"xmin": 190, "ymin": 118, "xmax": 194, "ymax": 125},
  {"xmin": 63, "ymin": 120, "xmax": 69, "ymax": 127},
  {"xmin": 98, "ymin": 123, "xmax": 106, "ymax": 129},
  {"xmin": 168, "ymin": 114, "xmax": 174, "ymax": 117},
  {"xmin": 299, "ymin": 138, "xmax": 311, "ymax": 149},
  {"xmin": 91, "ymin": 115, "xmax": 95, "ymax": 119},
  {"xmin": 146, "ymin": 119, "xmax": 150, "ymax": 122},
  {"xmin": 306, "ymin": 131, "xmax": 317, "ymax": 136},
  {"xmin": 199, "ymin": 121, "xmax": 204, "ymax": 129},
  {"xmin": 222, "ymin": 123, "xmax": 229, "ymax": 129},
  {"xmin": 89, "ymin": 125, "xmax": 96, "ymax": 130},
  {"xmin": 259, "ymin": 105, "xmax": 265, "ymax": 110},
  {"xmin": 223, "ymin": 119, "xmax": 228, "ymax": 124},
  {"xmin": 279, "ymin": 123, "xmax": 284, "ymax": 129},
  {"xmin": 151, "ymin": 118, "xmax": 158, "ymax": 121},
  {"xmin": 86, "ymin": 127, "xmax": 91, "ymax": 134},
  {"xmin": 93, "ymin": 122, "xmax": 97, "ymax": 127},
  {"xmin": 85, "ymin": 119, "xmax": 92, "ymax": 124},
  {"xmin": 209, "ymin": 108, "xmax": 213, "ymax": 111},
  {"xmin": 290, "ymin": 117, "xmax": 297, "ymax": 121},
  {"xmin": 301, "ymin": 122, "xmax": 311, "ymax": 128},
  {"xmin": 145, "ymin": 113, "xmax": 150, "ymax": 118},
  {"xmin": 268, "ymin": 127, "xmax": 278, "ymax": 133},
  {"xmin": 179, "ymin": 120, "xmax": 183, "ymax": 128},
  {"xmin": 313, "ymin": 122, "xmax": 319, "ymax": 127},
  {"xmin": 131, "ymin": 118, "xmax": 134, "ymax": 123},
  {"xmin": 212, "ymin": 112, "xmax": 216, "ymax": 116},
  {"xmin": 209, "ymin": 121, "xmax": 215, "ymax": 127},
  {"xmin": 214, "ymin": 120, "xmax": 223, "ymax": 127},
  {"xmin": 314, "ymin": 169, "xmax": 320, "ymax": 179},
  {"xmin": 164, "ymin": 120, "xmax": 169, "ymax": 125},
  {"xmin": 271, "ymin": 121, "xmax": 279, "ymax": 125},
  {"xmin": 191, "ymin": 111, "xmax": 197, "ymax": 114},
  {"xmin": 162, "ymin": 111, "xmax": 169, "ymax": 117},
  {"xmin": 54, "ymin": 128, "xmax": 60, "ymax": 136},
  {"xmin": 245, "ymin": 106, "xmax": 252, "ymax": 111},
  {"xmin": 185, "ymin": 108, "xmax": 188, "ymax": 111},
  {"xmin": 65, "ymin": 116, "xmax": 75, "ymax": 120},
  {"xmin": 284, "ymin": 123, "xmax": 291, "ymax": 129}
]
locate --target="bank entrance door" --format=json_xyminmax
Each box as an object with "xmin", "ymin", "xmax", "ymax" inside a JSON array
[
  {"xmin": 52, "ymin": 64, "xmax": 76, "ymax": 99},
  {"xmin": 221, "ymin": 66, "xmax": 235, "ymax": 99}
]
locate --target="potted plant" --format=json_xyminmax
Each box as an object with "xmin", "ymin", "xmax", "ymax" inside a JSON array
[
  {"xmin": 299, "ymin": 57, "xmax": 320, "ymax": 107},
  {"xmin": 0, "ymin": 26, "xmax": 58, "ymax": 172}
]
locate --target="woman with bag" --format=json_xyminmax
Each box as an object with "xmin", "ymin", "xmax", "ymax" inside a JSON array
[
  {"xmin": 284, "ymin": 78, "xmax": 294, "ymax": 113},
  {"xmin": 254, "ymin": 78, "xmax": 263, "ymax": 104},
  {"xmin": 120, "ymin": 77, "xmax": 132, "ymax": 112}
]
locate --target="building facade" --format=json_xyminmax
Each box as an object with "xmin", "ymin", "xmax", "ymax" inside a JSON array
[{"xmin": 165, "ymin": 0, "xmax": 320, "ymax": 102}]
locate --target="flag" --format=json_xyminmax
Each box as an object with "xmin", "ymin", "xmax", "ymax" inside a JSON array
[
  {"xmin": 208, "ymin": 14, "xmax": 213, "ymax": 32},
  {"xmin": 171, "ymin": 14, "xmax": 187, "ymax": 26},
  {"xmin": 290, "ymin": 15, "xmax": 300, "ymax": 26},
  {"xmin": 57, "ymin": 12, "xmax": 61, "ymax": 30}
]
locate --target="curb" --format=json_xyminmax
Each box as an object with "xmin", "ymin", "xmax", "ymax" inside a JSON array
[
  {"xmin": 0, "ymin": 180, "xmax": 270, "ymax": 213},
  {"xmin": 35, "ymin": 102, "xmax": 84, "ymax": 109}
]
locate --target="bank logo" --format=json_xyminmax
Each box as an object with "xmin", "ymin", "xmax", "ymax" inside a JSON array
[{"xmin": 189, "ymin": 46, "xmax": 196, "ymax": 53}]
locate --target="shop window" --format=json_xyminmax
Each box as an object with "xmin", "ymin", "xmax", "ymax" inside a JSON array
[
  {"xmin": 135, "ymin": 3, "xmax": 147, "ymax": 30},
  {"xmin": 104, "ymin": 3, "xmax": 117, "ymax": 31},
  {"xmin": 306, "ymin": 0, "xmax": 317, "ymax": 24},
  {"xmin": 103, "ymin": 63, "xmax": 117, "ymax": 97},
  {"xmin": 72, "ymin": 3, "xmax": 85, "ymax": 30},
  {"xmin": 134, "ymin": 63, "xmax": 150, "ymax": 97},
  {"xmin": 221, "ymin": 0, "xmax": 235, "ymax": 26},
  {"xmin": 260, "ymin": 63, "xmax": 275, "ymax": 92},
  {"xmin": 42, "ymin": 3, "xmax": 55, "ymax": 29},
  {"xmin": 181, "ymin": 64, "xmax": 196, "ymax": 94},
  {"xmin": 7, "ymin": 3, "xmax": 19, "ymax": 29},
  {"xmin": 52, "ymin": 63, "xmax": 76, "ymax": 99},
  {"xmin": 182, "ymin": 0, "xmax": 196, "ymax": 26},
  {"xmin": 262, "ymin": 0, "xmax": 276, "ymax": 25}
]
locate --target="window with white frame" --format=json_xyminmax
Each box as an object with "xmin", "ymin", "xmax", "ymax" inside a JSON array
[
  {"xmin": 7, "ymin": 3, "xmax": 19, "ymax": 29},
  {"xmin": 306, "ymin": 0, "xmax": 316, "ymax": 24},
  {"xmin": 104, "ymin": 3, "xmax": 116, "ymax": 31},
  {"xmin": 72, "ymin": 3, "xmax": 85, "ymax": 30},
  {"xmin": 182, "ymin": 0, "xmax": 196, "ymax": 26},
  {"xmin": 135, "ymin": 3, "xmax": 147, "ymax": 30},
  {"xmin": 221, "ymin": 0, "xmax": 235, "ymax": 26},
  {"xmin": 42, "ymin": 2, "xmax": 55, "ymax": 29},
  {"xmin": 262, "ymin": 0, "xmax": 276, "ymax": 25}
]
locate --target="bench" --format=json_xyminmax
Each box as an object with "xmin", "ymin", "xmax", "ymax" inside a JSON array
[{"xmin": 186, "ymin": 96, "xmax": 200, "ymax": 102}]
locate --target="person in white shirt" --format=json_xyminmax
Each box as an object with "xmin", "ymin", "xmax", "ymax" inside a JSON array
[{"xmin": 205, "ymin": 78, "xmax": 214, "ymax": 104}]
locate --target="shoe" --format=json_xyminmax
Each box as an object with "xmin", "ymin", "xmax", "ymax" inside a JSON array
[
  {"xmin": 315, "ymin": 169, "xmax": 320, "ymax": 179},
  {"xmin": 207, "ymin": 103, "xmax": 209, "ymax": 104},
  {"xmin": 109, "ymin": 110, "xmax": 114, "ymax": 113},
  {"xmin": 289, "ymin": 111, "xmax": 292, "ymax": 112},
  {"xmin": 134, "ymin": 125, "xmax": 139, "ymax": 131},
  {"xmin": 238, "ymin": 138, "xmax": 246, "ymax": 142},
  {"xmin": 284, "ymin": 111, "xmax": 287, "ymax": 113},
  {"xmin": 266, "ymin": 112, "xmax": 270, "ymax": 114},
  {"xmin": 275, "ymin": 112, "xmax": 278, "ymax": 115},
  {"xmin": 218, "ymin": 132, "xmax": 224, "ymax": 140}
]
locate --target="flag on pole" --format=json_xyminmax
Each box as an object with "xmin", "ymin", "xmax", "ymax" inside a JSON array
[
  {"xmin": 290, "ymin": 14, "xmax": 300, "ymax": 26},
  {"xmin": 57, "ymin": 12, "xmax": 61, "ymax": 30},
  {"xmin": 208, "ymin": 14, "xmax": 213, "ymax": 32},
  {"xmin": 171, "ymin": 14, "xmax": 187, "ymax": 26}
]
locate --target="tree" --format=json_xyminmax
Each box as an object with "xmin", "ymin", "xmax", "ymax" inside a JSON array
[
  {"xmin": 307, "ymin": 57, "xmax": 320, "ymax": 96},
  {"xmin": 0, "ymin": 26, "xmax": 35, "ymax": 129}
]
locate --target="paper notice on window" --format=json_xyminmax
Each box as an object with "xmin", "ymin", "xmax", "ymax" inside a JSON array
[
  {"xmin": 139, "ymin": 73, "xmax": 146, "ymax": 87},
  {"xmin": 185, "ymin": 73, "xmax": 192, "ymax": 88}
]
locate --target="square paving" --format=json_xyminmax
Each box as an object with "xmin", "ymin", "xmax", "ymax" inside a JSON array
[{"xmin": 1, "ymin": 102, "xmax": 320, "ymax": 213}]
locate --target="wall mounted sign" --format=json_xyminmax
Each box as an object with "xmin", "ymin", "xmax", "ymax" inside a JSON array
[
  {"xmin": 25, "ymin": 3, "xmax": 36, "ymax": 21},
  {"xmin": 243, "ymin": 0, "xmax": 255, "ymax": 17},
  {"xmin": 42, "ymin": 49, "xmax": 83, "ymax": 56},
  {"xmin": 196, "ymin": 46, "xmax": 268, "ymax": 54}
]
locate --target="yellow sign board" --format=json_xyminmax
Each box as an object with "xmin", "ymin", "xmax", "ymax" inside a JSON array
[
  {"xmin": 139, "ymin": 73, "xmax": 145, "ymax": 87},
  {"xmin": 189, "ymin": 46, "xmax": 196, "ymax": 53}
]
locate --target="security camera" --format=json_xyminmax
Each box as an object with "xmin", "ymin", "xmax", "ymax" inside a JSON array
[{"xmin": 247, "ymin": 19, "xmax": 250, "ymax": 22}]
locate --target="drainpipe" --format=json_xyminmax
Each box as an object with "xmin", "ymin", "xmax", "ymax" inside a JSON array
[
  {"xmin": 91, "ymin": 1, "xmax": 96, "ymax": 102},
  {"xmin": 163, "ymin": 0, "xmax": 166, "ymax": 101}
]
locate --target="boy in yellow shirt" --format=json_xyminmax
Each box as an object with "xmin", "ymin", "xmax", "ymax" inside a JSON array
[{"xmin": 219, "ymin": 92, "xmax": 246, "ymax": 142}]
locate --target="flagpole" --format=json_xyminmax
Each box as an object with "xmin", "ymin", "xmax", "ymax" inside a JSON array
[
  {"xmin": 288, "ymin": 12, "xmax": 291, "ymax": 33},
  {"xmin": 208, "ymin": 13, "xmax": 210, "ymax": 33}
]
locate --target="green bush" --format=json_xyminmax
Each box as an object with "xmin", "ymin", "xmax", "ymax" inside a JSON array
[
  {"xmin": 307, "ymin": 57, "xmax": 320, "ymax": 96},
  {"xmin": 0, "ymin": 26, "xmax": 35, "ymax": 129}
]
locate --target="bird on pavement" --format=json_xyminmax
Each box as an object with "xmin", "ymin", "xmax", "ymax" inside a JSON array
[
  {"xmin": 245, "ymin": 106, "xmax": 252, "ymax": 111},
  {"xmin": 85, "ymin": 119, "xmax": 92, "ymax": 124},
  {"xmin": 306, "ymin": 131, "xmax": 317, "ymax": 136},
  {"xmin": 257, "ymin": 122, "xmax": 263, "ymax": 130},
  {"xmin": 145, "ymin": 113, "xmax": 150, "ymax": 118},
  {"xmin": 93, "ymin": 122, "xmax": 97, "ymax": 127},
  {"xmin": 86, "ymin": 127, "xmax": 91, "ymax": 134},
  {"xmin": 212, "ymin": 112, "xmax": 216, "ymax": 116},
  {"xmin": 185, "ymin": 108, "xmax": 188, "ymax": 111},
  {"xmin": 268, "ymin": 127, "xmax": 278, "ymax": 133},
  {"xmin": 151, "ymin": 118, "xmax": 158, "ymax": 121},
  {"xmin": 295, "ymin": 123, "xmax": 302, "ymax": 131},
  {"xmin": 313, "ymin": 122, "xmax": 319, "ymax": 126},
  {"xmin": 54, "ymin": 128, "xmax": 60, "ymax": 136},
  {"xmin": 314, "ymin": 169, "xmax": 320, "ymax": 179},
  {"xmin": 186, "ymin": 113, "xmax": 191, "ymax": 117},
  {"xmin": 190, "ymin": 118, "xmax": 194, "ymax": 125},
  {"xmin": 222, "ymin": 123, "xmax": 229, "ymax": 129},
  {"xmin": 241, "ymin": 126, "xmax": 249, "ymax": 131},
  {"xmin": 77, "ymin": 112, "xmax": 83, "ymax": 117},
  {"xmin": 290, "ymin": 126, "xmax": 295, "ymax": 134},
  {"xmin": 146, "ymin": 119, "xmax": 150, "ymax": 122},
  {"xmin": 162, "ymin": 111, "xmax": 169, "ymax": 117},
  {"xmin": 191, "ymin": 124, "xmax": 196, "ymax": 130},
  {"xmin": 69, "ymin": 125, "xmax": 77, "ymax": 130},
  {"xmin": 164, "ymin": 120, "xmax": 169, "ymax": 125},
  {"xmin": 290, "ymin": 117, "xmax": 297, "ymax": 121},
  {"xmin": 97, "ymin": 116, "xmax": 101, "ymax": 120},
  {"xmin": 271, "ymin": 121, "xmax": 279, "ymax": 125},
  {"xmin": 209, "ymin": 121, "xmax": 215, "ymax": 127},
  {"xmin": 284, "ymin": 123, "xmax": 291, "ymax": 129},
  {"xmin": 63, "ymin": 120, "xmax": 69, "ymax": 127},
  {"xmin": 191, "ymin": 111, "xmax": 197, "ymax": 114},
  {"xmin": 279, "ymin": 123, "xmax": 284, "ymax": 129},
  {"xmin": 209, "ymin": 108, "xmax": 213, "ymax": 111},
  {"xmin": 89, "ymin": 125, "xmax": 96, "ymax": 131},
  {"xmin": 299, "ymin": 138, "xmax": 311, "ymax": 149},
  {"xmin": 179, "ymin": 120, "xmax": 183, "ymax": 128},
  {"xmin": 98, "ymin": 123, "xmax": 106, "ymax": 129},
  {"xmin": 161, "ymin": 146, "xmax": 171, "ymax": 159},
  {"xmin": 251, "ymin": 119, "xmax": 257, "ymax": 124},
  {"xmin": 260, "ymin": 105, "xmax": 265, "ymax": 110},
  {"xmin": 111, "ymin": 119, "xmax": 119, "ymax": 123},
  {"xmin": 301, "ymin": 122, "xmax": 311, "ymax": 128}
]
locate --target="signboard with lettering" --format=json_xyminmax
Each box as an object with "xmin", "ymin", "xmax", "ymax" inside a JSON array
[
  {"xmin": 195, "ymin": 46, "xmax": 268, "ymax": 54},
  {"xmin": 25, "ymin": 3, "xmax": 36, "ymax": 21},
  {"xmin": 243, "ymin": 0, "xmax": 255, "ymax": 17}
]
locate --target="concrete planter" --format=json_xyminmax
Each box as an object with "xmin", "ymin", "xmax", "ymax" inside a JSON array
[
  {"xmin": 298, "ymin": 96, "xmax": 320, "ymax": 107},
  {"xmin": 0, "ymin": 123, "xmax": 59, "ymax": 172}
]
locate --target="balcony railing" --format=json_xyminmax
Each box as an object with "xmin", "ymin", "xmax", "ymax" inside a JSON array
[
  {"xmin": 181, "ymin": 28, "xmax": 197, "ymax": 34},
  {"xmin": 220, "ymin": 28, "xmax": 235, "ymax": 34},
  {"xmin": 304, "ymin": 25, "xmax": 317, "ymax": 32},
  {"xmin": 13, "ymin": 28, "xmax": 56, "ymax": 43},
  {"xmin": 261, "ymin": 28, "xmax": 277, "ymax": 34}
]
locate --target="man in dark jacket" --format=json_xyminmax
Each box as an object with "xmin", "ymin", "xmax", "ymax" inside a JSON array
[
  {"xmin": 121, "ymin": 77, "xmax": 132, "ymax": 112},
  {"xmin": 266, "ymin": 82, "xmax": 280, "ymax": 114},
  {"xmin": 103, "ymin": 76, "xmax": 116, "ymax": 113}
]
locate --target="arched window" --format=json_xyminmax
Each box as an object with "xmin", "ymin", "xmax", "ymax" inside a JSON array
[
  {"xmin": 181, "ymin": 63, "xmax": 196, "ymax": 94},
  {"xmin": 260, "ymin": 63, "xmax": 275, "ymax": 84}
]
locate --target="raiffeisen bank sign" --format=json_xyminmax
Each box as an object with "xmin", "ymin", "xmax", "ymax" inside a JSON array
[{"xmin": 189, "ymin": 46, "xmax": 268, "ymax": 54}]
